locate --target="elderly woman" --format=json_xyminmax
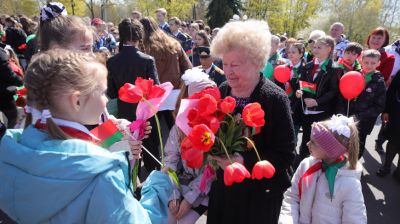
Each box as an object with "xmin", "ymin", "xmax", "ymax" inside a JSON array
[{"xmin": 207, "ymin": 20, "xmax": 296, "ymax": 223}]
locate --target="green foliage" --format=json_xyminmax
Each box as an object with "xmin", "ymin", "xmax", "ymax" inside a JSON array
[
  {"xmin": 132, "ymin": 0, "xmax": 197, "ymax": 20},
  {"xmin": 323, "ymin": 0, "xmax": 383, "ymax": 45},
  {"xmin": 206, "ymin": 0, "xmax": 243, "ymax": 28},
  {"xmin": 244, "ymin": 0, "xmax": 321, "ymax": 36}
]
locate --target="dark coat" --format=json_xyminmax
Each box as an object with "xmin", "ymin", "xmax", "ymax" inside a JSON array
[
  {"xmin": 207, "ymin": 75, "xmax": 296, "ymax": 224},
  {"xmin": 0, "ymin": 46, "xmax": 23, "ymax": 108},
  {"xmin": 299, "ymin": 59, "xmax": 342, "ymax": 115},
  {"xmin": 384, "ymin": 71, "xmax": 400, "ymax": 143},
  {"xmin": 5, "ymin": 28, "xmax": 26, "ymax": 55},
  {"xmin": 106, "ymin": 46, "xmax": 159, "ymax": 121},
  {"xmin": 337, "ymin": 71, "xmax": 386, "ymax": 120},
  {"xmin": 206, "ymin": 64, "xmax": 226, "ymax": 87}
]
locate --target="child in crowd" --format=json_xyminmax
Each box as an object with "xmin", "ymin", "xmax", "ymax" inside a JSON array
[
  {"xmin": 165, "ymin": 69, "xmax": 216, "ymax": 224},
  {"xmin": 295, "ymin": 36, "xmax": 342, "ymax": 167},
  {"xmin": 338, "ymin": 42, "xmax": 363, "ymax": 73},
  {"xmin": 279, "ymin": 115, "xmax": 367, "ymax": 224},
  {"xmin": 38, "ymin": 2, "xmax": 93, "ymax": 53},
  {"xmin": 284, "ymin": 42, "xmax": 306, "ymax": 138},
  {"xmin": 263, "ymin": 35, "xmax": 281, "ymax": 79},
  {"xmin": 0, "ymin": 50, "xmax": 172, "ymax": 223},
  {"xmin": 338, "ymin": 49, "xmax": 386, "ymax": 158}
]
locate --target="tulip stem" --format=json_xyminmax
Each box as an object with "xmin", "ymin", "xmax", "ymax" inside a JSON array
[
  {"xmin": 217, "ymin": 137, "xmax": 233, "ymax": 164},
  {"xmin": 243, "ymin": 136, "xmax": 261, "ymax": 161},
  {"xmin": 143, "ymin": 99, "xmax": 165, "ymax": 166}
]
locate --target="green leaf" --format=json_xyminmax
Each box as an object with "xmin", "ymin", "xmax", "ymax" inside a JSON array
[{"xmin": 167, "ymin": 168, "xmax": 181, "ymax": 189}]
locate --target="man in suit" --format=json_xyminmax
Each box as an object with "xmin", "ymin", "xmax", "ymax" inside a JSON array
[
  {"xmin": 197, "ymin": 46, "xmax": 226, "ymax": 86},
  {"xmin": 107, "ymin": 18, "xmax": 161, "ymax": 173}
]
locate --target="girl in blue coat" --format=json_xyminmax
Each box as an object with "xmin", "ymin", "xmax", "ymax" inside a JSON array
[{"xmin": 0, "ymin": 49, "xmax": 172, "ymax": 224}]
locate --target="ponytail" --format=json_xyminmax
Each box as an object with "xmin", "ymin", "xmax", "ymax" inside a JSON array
[
  {"xmin": 347, "ymin": 122, "xmax": 359, "ymax": 169},
  {"xmin": 46, "ymin": 117, "xmax": 71, "ymax": 140}
]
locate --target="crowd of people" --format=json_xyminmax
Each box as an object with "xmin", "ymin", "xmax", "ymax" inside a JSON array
[{"xmin": 0, "ymin": 1, "xmax": 400, "ymax": 224}]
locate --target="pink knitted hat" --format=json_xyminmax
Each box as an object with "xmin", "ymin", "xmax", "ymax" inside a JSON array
[{"xmin": 311, "ymin": 123, "xmax": 347, "ymax": 158}]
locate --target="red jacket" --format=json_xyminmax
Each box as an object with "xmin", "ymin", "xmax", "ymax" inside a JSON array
[{"xmin": 378, "ymin": 51, "xmax": 395, "ymax": 81}]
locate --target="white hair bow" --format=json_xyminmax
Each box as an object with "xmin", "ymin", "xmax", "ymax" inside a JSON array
[
  {"xmin": 327, "ymin": 114, "xmax": 354, "ymax": 138},
  {"xmin": 181, "ymin": 67, "xmax": 210, "ymax": 86}
]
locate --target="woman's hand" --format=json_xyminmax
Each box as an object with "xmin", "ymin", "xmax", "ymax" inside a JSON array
[
  {"xmin": 168, "ymin": 199, "xmax": 180, "ymax": 216},
  {"xmin": 209, "ymin": 153, "xmax": 244, "ymax": 170},
  {"xmin": 304, "ymin": 98, "xmax": 318, "ymax": 108},
  {"xmin": 175, "ymin": 199, "xmax": 192, "ymax": 219},
  {"xmin": 128, "ymin": 140, "xmax": 142, "ymax": 160},
  {"xmin": 296, "ymin": 90, "xmax": 303, "ymax": 99},
  {"xmin": 143, "ymin": 121, "xmax": 152, "ymax": 139}
]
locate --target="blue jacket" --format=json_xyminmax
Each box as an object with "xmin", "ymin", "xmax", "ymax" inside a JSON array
[{"xmin": 0, "ymin": 126, "xmax": 172, "ymax": 224}]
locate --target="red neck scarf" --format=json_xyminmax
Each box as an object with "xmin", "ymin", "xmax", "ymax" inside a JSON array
[{"xmin": 34, "ymin": 120, "xmax": 99, "ymax": 143}]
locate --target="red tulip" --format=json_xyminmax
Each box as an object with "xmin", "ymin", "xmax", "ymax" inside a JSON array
[
  {"xmin": 251, "ymin": 160, "xmax": 276, "ymax": 180},
  {"xmin": 188, "ymin": 124, "xmax": 215, "ymax": 152},
  {"xmin": 220, "ymin": 96, "xmax": 236, "ymax": 114},
  {"xmin": 189, "ymin": 87, "xmax": 221, "ymax": 102},
  {"xmin": 224, "ymin": 162, "xmax": 250, "ymax": 186},
  {"xmin": 147, "ymin": 85, "xmax": 166, "ymax": 99},
  {"xmin": 242, "ymin": 103, "xmax": 265, "ymax": 127},
  {"xmin": 198, "ymin": 94, "xmax": 218, "ymax": 115},
  {"xmin": 185, "ymin": 150, "xmax": 204, "ymax": 168},
  {"xmin": 119, "ymin": 83, "xmax": 143, "ymax": 103},
  {"xmin": 187, "ymin": 108, "xmax": 200, "ymax": 127},
  {"xmin": 135, "ymin": 77, "xmax": 153, "ymax": 96},
  {"xmin": 181, "ymin": 137, "xmax": 204, "ymax": 168},
  {"xmin": 209, "ymin": 117, "xmax": 221, "ymax": 133}
]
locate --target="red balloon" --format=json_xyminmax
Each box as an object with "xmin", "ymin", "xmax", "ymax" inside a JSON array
[
  {"xmin": 339, "ymin": 71, "xmax": 365, "ymax": 100},
  {"xmin": 273, "ymin": 65, "xmax": 291, "ymax": 83}
]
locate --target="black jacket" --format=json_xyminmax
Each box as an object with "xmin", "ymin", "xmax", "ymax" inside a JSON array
[
  {"xmin": 384, "ymin": 71, "xmax": 400, "ymax": 143},
  {"xmin": 337, "ymin": 71, "xmax": 386, "ymax": 120},
  {"xmin": 205, "ymin": 63, "xmax": 226, "ymax": 87},
  {"xmin": 106, "ymin": 46, "xmax": 159, "ymax": 121},
  {"xmin": 5, "ymin": 28, "xmax": 26, "ymax": 56},
  {"xmin": 299, "ymin": 59, "xmax": 342, "ymax": 115},
  {"xmin": 208, "ymin": 75, "xmax": 295, "ymax": 223},
  {"xmin": 0, "ymin": 46, "xmax": 23, "ymax": 108}
]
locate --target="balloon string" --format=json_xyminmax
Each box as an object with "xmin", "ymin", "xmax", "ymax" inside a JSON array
[{"xmin": 347, "ymin": 100, "xmax": 350, "ymax": 117}]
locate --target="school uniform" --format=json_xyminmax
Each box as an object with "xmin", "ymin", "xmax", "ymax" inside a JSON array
[
  {"xmin": 297, "ymin": 59, "xmax": 342, "ymax": 165},
  {"xmin": 337, "ymin": 58, "xmax": 362, "ymax": 73},
  {"xmin": 337, "ymin": 71, "xmax": 386, "ymax": 158}
]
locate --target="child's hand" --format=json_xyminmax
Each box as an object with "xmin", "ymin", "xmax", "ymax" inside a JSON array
[
  {"xmin": 304, "ymin": 98, "xmax": 318, "ymax": 108},
  {"xmin": 382, "ymin": 113, "xmax": 389, "ymax": 123},
  {"xmin": 168, "ymin": 199, "xmax": 180, "ymax": 216},
  {"xmin": 143, "ymin": 121, "xmax": 152, "ymax": 139},
  {"xmin": 296, "ymin": 90, "xmax": 303, "ymax": 98},
  {"xmin": 176, "ymin": 199, "xmax": 192, "ymax": 219},
  {"xmin": 128, "ymin": 140, "xmax": 142, "ymax": 160}
]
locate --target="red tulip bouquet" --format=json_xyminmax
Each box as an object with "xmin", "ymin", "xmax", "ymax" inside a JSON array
[
  {"xmin": 176, "ymin": 87, "xmax": 276, "ymax": 187},
  {"xmin": 118, "ymin": 77, "xmax": 179, "ymax": 189}
]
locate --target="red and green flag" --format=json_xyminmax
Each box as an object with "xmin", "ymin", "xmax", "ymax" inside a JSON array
[
  {"xmin": 299, "ymin": 81, "xmax": 317, "ymax": 95},
  {"xmin": 186, "ymin": 49, "xmax": 193, "ymax": 57},
  {"xmin": 90, "ymin": 120, "xmax": 124, "ymax": 148},
  {"xmin": 285, "ymin": 83, "xmax": 294, "ymax": 97}
]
